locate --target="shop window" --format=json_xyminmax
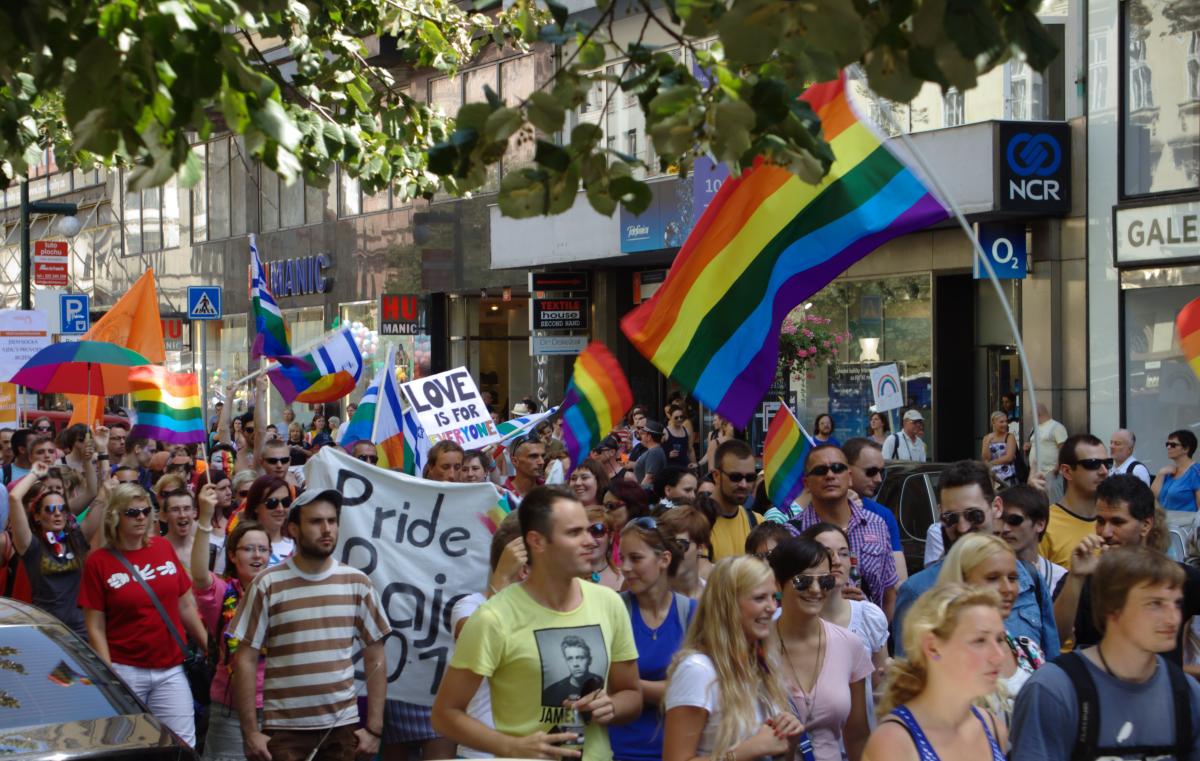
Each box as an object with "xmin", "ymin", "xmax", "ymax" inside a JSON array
[
  {"xmin": 122, "ymin": 172, "xmax": 179, "ymax": 254},
  {"xmin": 943, "ymin": 89, "xmax": 964, "ymax": 127},
  {"xmin": 337, "ymin": 301, "xmax": 431, "ymax": 418},
  {"xmin": 448, "ymin": 295, "xmax": 531, "ymax": 414}
]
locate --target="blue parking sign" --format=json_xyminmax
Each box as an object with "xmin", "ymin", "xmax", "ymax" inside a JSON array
[
  {"xmin": 60, "ymin": 294, "xmax": 90, "ymax": 334},
  {"xmin": 188, "ymin": 286, "xmax": 222, "ymax": 320},
  {"xmin": 975, "ymin": 223, "xmax": 1028, "ymax": 280}
]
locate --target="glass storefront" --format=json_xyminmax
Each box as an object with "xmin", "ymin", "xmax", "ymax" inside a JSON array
[
  {"xmin": 448, "ymin": 295, "xmax": 531, "ymax": 414},
  {"xmin": 337, "ymin": 300, "xmax": 433, "ymax": 419}
]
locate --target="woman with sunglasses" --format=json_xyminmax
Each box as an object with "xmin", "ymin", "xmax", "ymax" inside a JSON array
[
  {"xmin": 982, "ymin": 412, "xmax": 1018, "ymax": 487},
  {"xmin": 604, "ymin": 479, "xmax": 652, "ymax": 567},
  {"xmin": 189, "ymin": 483, "xmax": 273, "ymax": 760},
  {"xmin": 80, "ymin": 482, "xmax": 208, "ymax": 748},
  {"xmin": 568, "ymin": 459, "xmax": 609, "ymax": 506},
  {"xmin": 862, "ymin": 583, "xmax": 1008, "ymax": 761},
  {"xmin": 768, "ymin": 538, "xmax": 871, "ymax": 761},
  {"xmin": 585, "ymin": 505, "xmax": 623, "ymax": 590},
  {"xmin": 665, "ymin": 404, "xmax": 697, "ymax": 470},
  {"xmin": 1153, "ymin": 429, "xmax": 1200, "ymax": 513},
  {"xmin": 612, "ymin": 516, "xmax": 695, "ymax": 761},
  {"xmin": 936, "ymin": 533, "xmax": 1044, "ymax": 724},
  {"xmin": 663, "ymin": 555, "xmax": 803, "ymax": 761},
  {"xmin": 235, "ymin": 475, "xmax": 295, "ymax": 566},
  {"xmin": 6, "ymin": 461, "xmax": 104, "ymax": 636}
]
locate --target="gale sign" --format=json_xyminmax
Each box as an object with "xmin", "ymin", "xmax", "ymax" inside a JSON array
[
  {"xmin": 399, "ymin": 367, "xmax": 501, "ymax": 447},
  {"xmin": 995, "ymin": 122, "xmax": 1071, "ymax": 216},
  {"xmin": 531, "ymin": 298, "xmax": 589, "ymax": 330}
]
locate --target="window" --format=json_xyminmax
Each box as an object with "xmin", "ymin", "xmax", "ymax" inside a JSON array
[
  {"xmin": 190, "ymin": 136, "xmax": 248, "ymax": 242},
  {"xmin": 942, "ymin": 89, "xmax": 964, "ymax": 127},
  {"xmin": 1189, "ymin": 32, "xmax": 1199, "ymax": 101},
  {"xmin": 122, "ymin": 172, "xmax": 179, "ymax": 254},
  {"xmin": 260, "ymin": 170, "xmax": 324, "ymax": 229},
  {"xmin": 1089, "ymin": 32, "xmax": 1109, "ymax": 111},
  {"xmin": 1128, "ymin": 37, "xmax": 1153, "ymax": 111},
  {"xmin": 1006, "ymin": 61, "xmax": 1043, "ymax": 120}
]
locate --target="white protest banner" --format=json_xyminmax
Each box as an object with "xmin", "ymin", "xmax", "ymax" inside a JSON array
[
  {"xmin": 399, "ymin": 366, "xmax": 502, "ymax": 448},
  {"xmin": 0, "ymin": 310, "xmax": 51, "ymax": 382},
  {"xmin": 305, "ymin": 446, "xmax": 497, "ymax": 705},
  {"xmin": 869, "ymin": 363, "xmax": 905, "ymax": 412}
]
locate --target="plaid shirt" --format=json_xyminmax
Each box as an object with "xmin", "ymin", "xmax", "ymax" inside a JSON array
[{"xmin": 786, "ymin": 494, "xmax": 899, "ymax": 609}]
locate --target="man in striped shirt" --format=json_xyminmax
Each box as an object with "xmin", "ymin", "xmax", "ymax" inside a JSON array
[{"xmin": 230, "ymin": 488, "xmax": 390, "ymax": 761}]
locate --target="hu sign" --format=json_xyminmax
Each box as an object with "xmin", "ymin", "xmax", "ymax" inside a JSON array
[
  {"xmin": 381, "ymin": 294, "xmax": 424, "ymax": 336},
  {"xmin": 995, "ymin": 122, "xmax": 1071, "ymax": 216}
]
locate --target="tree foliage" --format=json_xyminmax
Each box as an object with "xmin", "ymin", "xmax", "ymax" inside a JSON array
[{"xmin": 0, "ymin": 0, "xmax": 1057, "ymax": 217}]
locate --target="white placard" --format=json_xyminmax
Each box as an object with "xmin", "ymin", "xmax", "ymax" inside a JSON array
[
  {"xmin": 1115, "ymin": 200, "xmax": 1200, "ymax": 265},
  {"xmin": 0, "ymin": 310, "xmax": 51, "ymax": 382},
  {"xmin": 398, "ymin": 366, "xmax": 502, "ymax": 447},
  {"xmin": 305, "ymin": 447, "xmax": 495, "ymax": 705},
  {"xmin": 869, "ymin": 363, "xmax": 905, "ymax": 412}
]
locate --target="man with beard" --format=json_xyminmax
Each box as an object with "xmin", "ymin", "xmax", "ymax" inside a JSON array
[
  {"xmin": 707, "ymin": 439, "xmax": 761, "ymax": 562},
  {"xmin": 504, "ymin": 438, "xmax": 546, "ymax": 500},
  {"xmin": 1052, "ymin": 474, "xmax": 1200, "ymax": 670},
  {"xmin": 231, "ymin": 489, "xmax": 390, "ymax": 761}
]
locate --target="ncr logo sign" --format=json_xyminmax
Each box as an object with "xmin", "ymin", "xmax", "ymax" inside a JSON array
[{"xmin": 995, "ymin": 121, "xmax": 1071, "ymax": 216}]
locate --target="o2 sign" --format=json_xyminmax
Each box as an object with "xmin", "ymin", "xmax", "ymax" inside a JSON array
[{"xmin": 975, "ymin": 223, "xmax": 1028, "ymax": 281}]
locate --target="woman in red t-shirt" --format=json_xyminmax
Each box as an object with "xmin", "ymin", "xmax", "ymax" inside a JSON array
[{"xmin": 79, "ymin": 482, "xmax": 208, "ymax": 748}]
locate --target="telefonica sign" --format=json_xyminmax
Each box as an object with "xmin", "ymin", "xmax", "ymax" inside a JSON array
[
  {"xmin": 1115, "ymin": 200, "xmax": 1200, "ymax": 266},
  {"xmin": 994, "ymin": 121, "xmax": 1071, "ymax": 215}
]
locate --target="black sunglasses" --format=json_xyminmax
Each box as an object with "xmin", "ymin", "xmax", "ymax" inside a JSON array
[
  {"xmin": 1075, "ymin": 458, "xmax": 1113, "ymax": 471},
  {"xmin": 807, "ymin": 462, "xmax": 850, "ymax": 477},
  {"xmin": 860, "ymin": 466, "xmax": 884, "ymax": 478},
  {"xmin": 123, "ymin": 506, "xmax": 152, "ymax": 518},
  {"xmin": 264, "ymin": 457, "xmax": 289, "ymax": 465},
  {"xmin": 34, "ymin": 425, "xmax": 52, "ymax": 432},
  {"xmin": 356, "ymin": 454, "xmax": 379, "ymax": 464},
  {"xmin": 264, "ymin": 496, "xmax": 294, "ymax": 509},
  {"xmin": 941, "ymin": 507, "xmax": 988, "ymax": 527},
  {"xmin": 1001, "ymin": 513, "xmax": 1029, "ymax": 527},
  {"xmin": 629, "ymin": 516, "xmax": 658, "ymax": 531},
  {"xmin": 721, "ymin": 470, "xmax": 755, "ymax": 483},
  {"xmin": 791, "ymin": 574, "xmax": 837, "ymax": 593},
  {"xmin": 587, "ymin": 522, "xmax": 609, "ymax": 538}
]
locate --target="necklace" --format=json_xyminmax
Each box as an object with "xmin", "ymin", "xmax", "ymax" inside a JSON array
[
  {"xmin": 640, "ymin": 595, "xmax": 673, "ymax": 640},
  {"xmin": 778, "ymin": 620, "xmax": 825, "ymax": 723}
]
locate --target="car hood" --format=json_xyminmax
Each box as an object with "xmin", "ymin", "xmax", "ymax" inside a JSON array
[{"xmin": 0, "ymin": 713, "xmax": 188, "ymax": 759}]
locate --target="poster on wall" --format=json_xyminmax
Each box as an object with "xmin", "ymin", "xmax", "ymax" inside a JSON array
[{"xmin": 399, "ymin": 366, "xmax": 502, "ymax": 448}]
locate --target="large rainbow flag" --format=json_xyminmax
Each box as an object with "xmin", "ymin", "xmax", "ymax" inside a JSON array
[
  {"xmin": 560, "ymin": 342, "xmax": 633, "ymax": 470},
  {"xmin": 267, "ymin": 327, "xmax": 363, "ymax": 404},
  {"xmin": 129, "ymin": 366, "xmax": 206, "ymax": 445},
  {"xmin": 249, "ymin": 234, "xmax": 292, "ymax": 360},
  {"xmin": 621, "ymin": 74, "xmax": 947, "ymax": 427},
  {"xmin": 763, "ymin": 405, "xmax": 813, "ymax": 509}
]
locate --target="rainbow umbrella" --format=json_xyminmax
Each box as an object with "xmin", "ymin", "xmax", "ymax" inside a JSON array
[{"xmin": 11, "ymin": 341, "xmax": 153, "ymax": 419}]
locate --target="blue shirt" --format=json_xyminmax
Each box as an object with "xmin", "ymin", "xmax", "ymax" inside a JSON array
[
  {"xmin": 862, "ymin": 496, "xmax": 902, "ymax": 552},
  {"xmin": 610, "ymin": 595, "xmax": 694, "ymax": 761},
  {"xmin": 892, "ymin": 557, "xmax": 1060, "ymax": 659},
  {"xmin": 1160, "ymin": 463, "xmax": 1200, "ymax": 512}
]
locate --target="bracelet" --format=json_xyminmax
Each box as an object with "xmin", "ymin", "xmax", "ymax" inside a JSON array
[
  {"xmin": 97, "ymin": 454, "xmax": 109, "ymax": 459},
  {"xmin": 197, "ymin": 524, "xmax": 213, "ymax": 533},
  {"xmin": 363, "ymin": 725, "xmax": 382, "ymax": 739}
]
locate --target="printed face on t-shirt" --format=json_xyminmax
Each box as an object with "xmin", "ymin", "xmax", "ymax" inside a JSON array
[{"xmin": 536, "ymin": 625, "xmax": 608, "ymax": 711}]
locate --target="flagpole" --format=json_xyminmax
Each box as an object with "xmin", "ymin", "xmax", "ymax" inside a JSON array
[
  {"xmin": 232, "ymin": 325, "xmax": 354, "ymax": 387},
  {"xmin": 370, "ymin": 346, "xmax": 395, "ymax": 445}
]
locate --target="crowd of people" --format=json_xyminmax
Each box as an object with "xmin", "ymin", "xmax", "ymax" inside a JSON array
[{"xmin": 3, "ymin": 381, "xmax": 1200, "ymax": 761}]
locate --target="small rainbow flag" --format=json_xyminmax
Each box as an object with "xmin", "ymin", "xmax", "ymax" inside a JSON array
[
  {"xmin": 478, "ymin": 490, "xmax": 517, "ymax": 534},
  {"xmin": 763, "ymin": 405, "xmax": 814, "ymax": 509},
  {"xmin": 560, "ymin": 342, "xmax": 633, "ymax": 471},
  {"xmin": 621, "ymin": 73, "xmax": 947, "ymax": 427},
  {"xmin": 249, "ymin": 234, "xmax": 292, "ymax": 360},
  {"xmin": 129, "ymin": 366, "xmax": 206, "ymax": 445},
  {"xmin": 1177, "ymin": 296, "xmax": 1200, "ymax": 379},
  {"xmin": 267, "ymin": 327, "xmax": 363, "ymax": 404}
]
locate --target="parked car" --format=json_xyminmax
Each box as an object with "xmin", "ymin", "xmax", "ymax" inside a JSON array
[
  {"xmin": 873, "ymin": 461, "xmax": 954, "ymax": 576},
  {"xmin": 0, "ymin": 597, "xmax": 197, "ymax": 760},
  {"xmin": 16, "ymin": 409, "xmax": 129, "ymax": 435}
]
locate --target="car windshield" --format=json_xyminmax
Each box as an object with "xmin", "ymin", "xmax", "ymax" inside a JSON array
[{"xmin": 0, "ymin": 625, "xmax": 139, "ymax": 731}]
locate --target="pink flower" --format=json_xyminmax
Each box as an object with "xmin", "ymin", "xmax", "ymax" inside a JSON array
[
  {"xmin": 832, "ymin": 348, "xmax": 838, "ymax": 355},
  {"xmin": 797, "ymin": 349, "xmax": 807, "ymax": 358},
  {"xmin": 834, "ymin": 334, "xmax": 843, "ymax": 344},
  {"xmin": 823, "ymin": 340, "xmax": 830, "ymax": 349},
  {"xmin": 802, "ymin": 329, "xmax": 814, "ymax": 338},
  {"xmin": 782, "ymin": 322, "xmax": 798, "ymax": 335}
]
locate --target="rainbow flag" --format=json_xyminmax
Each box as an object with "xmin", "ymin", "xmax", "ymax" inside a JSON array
[
  {"xmin": 1177, "ymin": 296, "xmax": 1200, "ymax": 379},
  {"xmin": 763, "ymin": 405, "xmax": 814, "ymax": 509},
  {"xmin": 478, "ymin": 490, "xmax": 517, "ymax": 534},
  {"xmin": 268, "ymin": 327, "xmax": 363, "ymax": 404},
  {"xmin": 621, "ymin": 74, "xmax": 947, "ymax": 427},
  {"xmin": 129, "ymin": 366, "xmax": 206, "ymax": 445},
  {"xmin": 560, "ymin": 342, "xmax": 633, "ymax": 470},
  {"xmin": 249, "ymin": 234, "xmax": 292, "ymax": 360}
]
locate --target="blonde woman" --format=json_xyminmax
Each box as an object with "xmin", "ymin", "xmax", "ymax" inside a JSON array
[
  {"xmin": 936, "ymin": 533, "xmax": 1045, "ymax": 720},
  {"xmin": 982, "ymin": 412, "xmax": 1017, "ymax": 486},
  {"xmin": 79, "ymin": 482, "xmax": 208, "ymax": 747},
  {"xmin": 862, "ymin": 583, "xmax": 1007, "ymax": 761},
  {"xmin": 664, "ymin": 555, "xmax": 803, "ymax": 761}
]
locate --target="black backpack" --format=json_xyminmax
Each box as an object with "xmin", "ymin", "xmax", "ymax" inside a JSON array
[{"xmin": 1055, "ymin": 651, "xmax": 1193, "ymax": 761}]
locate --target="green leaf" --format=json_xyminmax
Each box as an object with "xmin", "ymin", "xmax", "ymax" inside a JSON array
[
  {"xmin": 498, "ymin": 167, "xmax": 550, "ymax": 217},
  {"xmin": 484, "ymin": 107, "xmax": 523, "ymax": 142},
  {"xmin": 545, "ymin": 0, "xmax": 569, "ymax": 27},
  {"xmin": 577, "ymin": 40, "xmax": 606, "ymax": 70},
  {"xmin": 178, "ymin": 147, "xmax": 203, "ymax": 187},
  {"xmin": 711, "ymin": 100, "xmax": 756, "ymax": 163},
  {"xmin": 526, "ymin": 91, "xmax": 565, "ymax": 133},
  {"xmin": 455, "ymin": 102, "xmax": 494, "ymax": 131},
  {"xmin": 570, "ymin": 123, "xmax": 603, "ymax": 152},
  {"xmin": 609, "ymin": 176, "xmax": 652, "ymax": 214},
  {"xmin": 252, "ymin": 99, "xmax": 301, "ymax": 150},
  {"xmin": 534, "ymin": 139, "xmax": 571, "ymax": 171}
]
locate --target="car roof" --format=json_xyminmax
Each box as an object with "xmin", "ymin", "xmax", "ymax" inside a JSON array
[{"xmin": 0, "ymin": 596, "xmax": 63, "ymax": 627}]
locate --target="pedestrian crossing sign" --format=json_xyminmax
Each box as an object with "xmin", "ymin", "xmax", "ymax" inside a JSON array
[{"xmin": 187, "ymin": 286, "xmax": 222, "ymax": 320}]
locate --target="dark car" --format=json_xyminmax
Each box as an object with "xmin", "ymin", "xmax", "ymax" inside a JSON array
[
  {"xmin": 0, "ymin": 597, "xmax": 198, "ymax": 760},
  {"xmin": 873, "ymin": 461, "xmax": 954, "ymax": 576}
]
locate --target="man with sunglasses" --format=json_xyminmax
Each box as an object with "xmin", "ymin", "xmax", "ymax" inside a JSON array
[
  {"xmin": 1038, "ymin": 434, "xmax": 1111, "ymax": 567},
  {"xmin": 892, "ymin": 459, "xmax": 1060, "ymax": 658},
  {"xmin": 350, "ymin": 440, "xmax": 379, "ymax": 465},
  {"xmin": 708, "ymin": 439, "xmax": 761, "ymax": 562},
  {"xmin": 998, "ymin": 484, "xmax": 1067, "ymax": 593},
  {"xmin": 1051, "ymin": 475, "xmax": 1200, "ymax": 671},
  {"xmin": 843, "ymin": 438, "xmax": 907, "ymax": 583},
  {"xmin": 259, "ymin": 439, "xmax": 294, "ymax": 483},
  {"xmin": 784, "ymin": 444, "xmax": 898, "ymax": 619}
]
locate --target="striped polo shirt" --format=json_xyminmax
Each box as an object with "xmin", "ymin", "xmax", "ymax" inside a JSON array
[{"xmin": 229, "ymin": 557, "xmax": 390, "ymax": 730}]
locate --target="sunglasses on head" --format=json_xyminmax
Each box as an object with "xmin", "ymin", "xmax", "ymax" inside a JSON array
[
  {"xmin": 629, "ymin": 516, "xmax": 658, "ymax": 531},
  {"xmin": 941, "ymin": 507, "xmax": 988, "ymax": 527},
  {"xmin": 1075, "ymin": 458, "xmax": 1113, "ymax": 471},
  {"xmin": 807, "ymin": 462, "xmax": 850, "ymax": 477},
  {"xmin": 791, "ymin": 573, "xmax": 837, "ymax": 593},
  {"xmin": 264, "ymin": 457, "xmax": 289, "ymax": 465},
  {"xmin": 40, "ymin": 503, "xmax": 68, "ymax": 514},
  {"xmin": 586, "ymin": 522, "xmax": 609, "ymax": 538},
  {"xmin": 721, "ymin": 470, "xmax": 755, "ymax": 483},
  {"xmin": 264, "ymin": 496, "xmax": 294, "ymax": 510},
  {"xmin": 123, "ymin": 506, "xmax": 152, "ymax": 518},
  {"xmin": 356, "ymin": 454, "xmax": 379, "ymax": 464}
]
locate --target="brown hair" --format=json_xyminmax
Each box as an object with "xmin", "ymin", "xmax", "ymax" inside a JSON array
[
  {"xmin": 621, "ymin": 518, "xmax": 684, "ymax": 577},
  {"xmin": 656, "ymin": 504, "xmax": 713, "ymax": 547},
  {"xmin": 1091, "ymin": 544, "xmax": 1184, "ymax": 634},
  {"xmin": 225, "ymin": 520, "xmax": 271, "ymax": 579},
  {"xmin": 423, "ymin": 440, "xmax": 465, "ymax": 477}
]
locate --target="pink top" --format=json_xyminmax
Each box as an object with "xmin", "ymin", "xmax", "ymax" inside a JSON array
[
  {"xmin": 195, "ymin": 572, "xmax": 265, "ymax": 708},
  {"xmin": 785, "ymin": 619, "xmax": 873, "ymax": 760}
]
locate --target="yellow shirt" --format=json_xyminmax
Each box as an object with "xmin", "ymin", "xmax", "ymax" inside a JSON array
[
  {"xmin": 1038, "ymin": 503, "xmax": 1095, "ymax": 567},
  {"xmin": 451, "ymin": 580, "xmax": 638, "ymax": 761},
  {"xmin": 710, "ymin": 508, "xmax": 754, "ymax": 562}
]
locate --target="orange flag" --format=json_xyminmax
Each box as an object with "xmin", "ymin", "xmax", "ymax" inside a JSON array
[{"xmin": 68, "ymin": 270, "xmax": 165, "ymax": 425}]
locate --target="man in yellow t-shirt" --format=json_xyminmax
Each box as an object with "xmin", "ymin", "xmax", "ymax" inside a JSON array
[
  {"xmin": 707, "ymin": 439, "xmax": 759, "ymax": 561},
  {"xmin": 433, "ymin": 486, "xmax": 640, "ymax": 761},
  {"xmin": 1038, "ymin": 433, "xmax": 1111, "ymax": 566}
]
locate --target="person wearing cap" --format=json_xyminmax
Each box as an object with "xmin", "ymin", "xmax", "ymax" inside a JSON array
[
  {"xmin": 591, "ymin": 434, "xmax": 632, "ymax": 484},
  {"xmin": 882, "ymin": 409, "xmax": 927, "ymax": 462},
  {"xmin": 230, "ymin": 488, "xmax": 390, "ymax": 761},
  {"xmin": 634, "ymin": 421, "xmax": 668, "ymax": 487}
]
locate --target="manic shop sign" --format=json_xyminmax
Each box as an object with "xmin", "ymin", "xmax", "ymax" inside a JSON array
[{"xmin": 399, "ymin": 367, "xmax": 502, "ymax": 447}]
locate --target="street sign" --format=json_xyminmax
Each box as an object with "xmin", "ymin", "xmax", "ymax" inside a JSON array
[
  {"xmin": 529, "ymin": 272, "xmax": 589, "ymax": 292},
  {"xmin": 59, "ymin": 293, "xmax": 90, "ymax": 334},
  {"xmin": 975, "ymin": 223, "xmax": 1028, "ymax": 280},
  {"xmin": 187, "ymin": 286, "xmax": 222, "ymax": 320},
  {"xmin": 530, "ymin": 335, "xmax": 589, "ymax": 356},
  {"xmin": 33, "ymin": 241, "xmax": 69, "ymax": 287},
  {"xmin": 380, "ymin": 294, "xmax": 423, "ymax": 335}
]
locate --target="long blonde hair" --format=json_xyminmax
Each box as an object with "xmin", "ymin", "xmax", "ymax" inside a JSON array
[
  {"xmin": 667, "ymin": 555, "xmax": 791, "ymax": 758},
  {"xmin": 878, "ymin": 582, "xmax": 1002, "ymax": 716},
  {"xmin": 100, "ymin": 483, "xmax": 154, "ymax": 550},
  {"xmin": 936, "ymin": 533, "xmax": 1014, "ymax": 585}
]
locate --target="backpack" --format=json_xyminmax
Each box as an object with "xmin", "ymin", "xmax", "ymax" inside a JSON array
[
  {"xmin": 744, "ymin": 506, "xmax": 760, "ymax": 527},
  {"xmin": 620, "ymin": 590, "xmax": 695, "ymax": 634},
  {"xmin": 1055, "ymin": 650, "xmax": 1193, "ymax": 761}
]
